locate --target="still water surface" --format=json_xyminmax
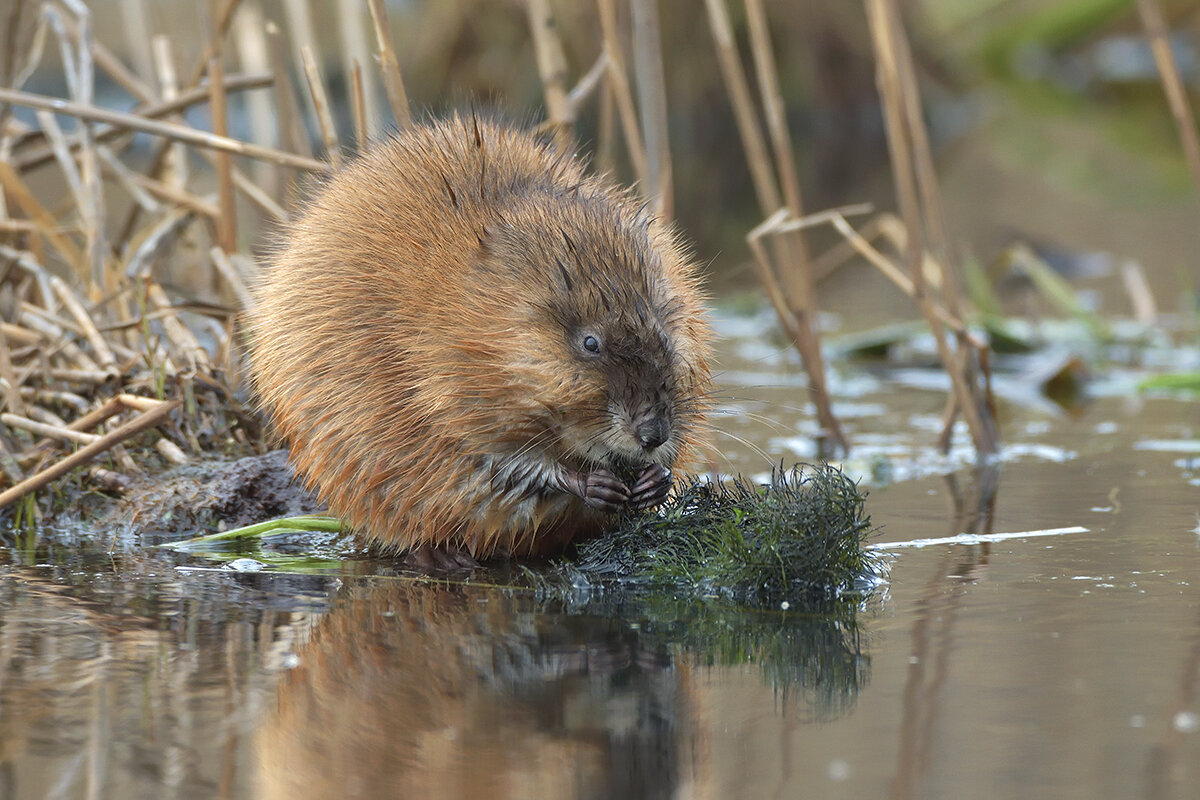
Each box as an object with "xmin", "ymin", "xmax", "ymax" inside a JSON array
[{"xmin": 1, "ymin": 311, "xmax": 1198, "ymax": 799}]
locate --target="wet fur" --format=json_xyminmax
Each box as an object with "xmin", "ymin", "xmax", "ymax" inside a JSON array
[{"xmin": 250, "ymin": 115, "xmax": 712, "ymax": 557}]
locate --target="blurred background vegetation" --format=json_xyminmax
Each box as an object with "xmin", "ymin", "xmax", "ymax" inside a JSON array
[
  {"xmin": 1, "ymin": 0, "xmax": 1198, "ymax": 512},
  {"xmin": 8, "ymin": 0, "xmax": 1200, "ymax": 316}
]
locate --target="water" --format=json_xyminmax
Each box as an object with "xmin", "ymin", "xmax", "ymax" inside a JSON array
[{"xmin": 2, "ymin": 308, "xmax": 1197, "ymax": 799}]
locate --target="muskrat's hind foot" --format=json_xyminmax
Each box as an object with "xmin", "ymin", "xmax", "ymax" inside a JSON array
[
  {"xmin": 630, "ymin": 465, "xmax": 672, "ymax": 510},
  {"xmin": 556, "ymin": 466, "xmax": 631, "ymax": 513},
  {"xmin": 404, "ymin": 545, "xmax": 481, "ymax": 572}
]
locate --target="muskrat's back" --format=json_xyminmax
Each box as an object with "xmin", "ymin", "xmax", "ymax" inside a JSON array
[{"xmin": 251, "ymin": 115, "xmax": 711, "ymax": 559}]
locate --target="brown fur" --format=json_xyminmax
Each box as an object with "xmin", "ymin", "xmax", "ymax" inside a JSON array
[{"xmin": 250, "ymin": 115, "xmax": 711, "ymax": 557}]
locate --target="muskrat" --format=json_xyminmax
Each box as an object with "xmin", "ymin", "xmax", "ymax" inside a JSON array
[{"xmin": 250, "ymin": 114, "xmax": 712, "ymax": 565}]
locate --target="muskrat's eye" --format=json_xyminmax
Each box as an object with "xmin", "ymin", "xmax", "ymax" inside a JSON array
[{"xmin": 582, "ymin": 334, "xmax": 602, "ymax": 354}]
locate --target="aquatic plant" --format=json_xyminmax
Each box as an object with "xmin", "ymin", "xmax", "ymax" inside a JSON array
[{"xmin": 535, "ymin": 463, "xmax": 882, "ymax": 605}]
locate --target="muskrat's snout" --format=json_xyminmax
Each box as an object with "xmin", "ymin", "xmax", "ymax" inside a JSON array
[{"xmin": 635, "ymin": 414, "xmax": 669, "ymax": 452}]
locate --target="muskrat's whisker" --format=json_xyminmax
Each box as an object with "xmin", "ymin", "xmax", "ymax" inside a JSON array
[
  {"xmin": 692, "ymin": 423, "xmax": 777, "ymax": 466},
  {"xmin": 704, "ymin": 408, "xmax": 794, "ymax": 434}
]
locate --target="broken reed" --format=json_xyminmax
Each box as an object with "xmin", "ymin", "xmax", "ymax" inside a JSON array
[{"xmin": 705, "ymin": 0, "xmax": 1001, "ymax": 458}]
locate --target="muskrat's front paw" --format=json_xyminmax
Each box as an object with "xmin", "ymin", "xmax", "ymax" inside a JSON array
[
  {"xmin": 581, "ymin": 469, "xmax": 631, "ymax": 513},
  {"xmin": 630, "ymin": 464, "xmax": 672, "ymax": 510}
]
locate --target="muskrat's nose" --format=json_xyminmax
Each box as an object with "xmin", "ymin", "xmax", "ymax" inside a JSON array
[{"xmin": 636, "ymin": 417, "xmax": 669, "ymax": 451}]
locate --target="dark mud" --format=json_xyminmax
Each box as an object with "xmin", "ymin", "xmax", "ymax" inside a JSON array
[{"xmin": 102, "ymin": 450, "xmax": 324, "ymax": 539}]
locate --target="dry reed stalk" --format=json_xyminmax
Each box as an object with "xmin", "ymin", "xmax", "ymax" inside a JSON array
[
  {"xmin": 116, "ymin": 393, "xmax": 171, "ymax": 412},
  {"xmin": 889, "ymin": 0, "xmax": 995, "ymax": 449},
  {"xmin": 189, "ymin": 0, "xmax": 243, "ymax": 87},
  {"xmin": 630, "ymin": 0, "xmax": 672, "ymax": 219},
  {"xmin": 704, "ymin": 0, "xmax": 779, "ymax": 208},
  {"xmin": 566, "ymin": 53, "xmax": 609, "ymax": 117},
  {"xmin": 209, "ymin": 57, "xmax": 238, "ymax": 253},
  {"xmin": 21, "ymin": 388, "xmax": 89, "ymax": 413},
  {"xmin": 49, "ymin": 275, "xmax": 116, "ymax": 373},
  {"xmin": 266, "ymin": 19, "xmax": 309, "ymax": 211},
  {"xmin": 155, "ymin": 437, "xmax": 187, "ymax": 465},
  {"xmin": 117, "ymin": 0, "xmax": 153, "ymax": 84},
  {"xmin": 119, "ymin": 2, "xmax": 285, "ymax": 248},
  {"xmin": 19, "ymin": 312, "xmax": 99, "ymax": 373},
  {"xmin": 0, "ymin": 156, "xmax": 84, "ymax": 268},
  {"xmin": 350, "ymin": 59, "xmax": 367, "ymax": 152},
  {"xmin": 596, "ymin": 0, "xmax": 649, "ymax": 190},
  {"xmin": 151, "ymin": 35, "xmax": 189, "ymax": 191},
  {"xmin": 46, "ymin": 368, "xmax": 111, "ymax": 384},
  {"xmin": 526, "ymin": 0, "xmax": 574, "ymax": 146},
  {"xmin": 0, "ymin": 323, "xmax": 41, "ymax": 347},
  {"xmin": 11, "ymin": 72, "xmax": 272, "ymax": 170},
  {"xmin": 24, "ymin": 405, "xmax": 66, "ymax": 428},
  {"xmin": 741, "ymin": 0, "xmax": 847, "ymax": 453},
  {"xmin": 746, "ymin": 211, "xmax": 806, "ymax": 338},
  {"xmin": 229, "ymin": 165, "xmax": 289, "ymax": 222},
  {"xmin": 209, "ymin": 246, "xmax": 255, "ymax": 312},
  {"xmin": 829, "ymin": 214, "xmax": 973, "ymax": 338},
  {"xmin": 338, "ymin": 0, "xmax": 377, "ymax": 136},
  {"xmin": 0, "ymin": 398, "xmax": 180, "ymax": 510},
  {"xmin": 0, "ymin": 0, "xmax": 30, "ymax": 137},
  {"xmin": 1136, "ymin": 0, "xmax": 1200, "ymax": 202},
  {"xmin": 145, "ymin": 281, "xmax": 212, "ymax": 372},
  {"xmin": 0, "ymin": 337, "xmax": 23, "ymax": 416},
  {"xmin": 96, "ymin": 145, "xmax": 160, "ymax": 214},
  {"xmin": 0, "ymin": 88, "xmax": 329, "ymax": 172},
  {"xmin": 874, "ymin": 214, "xmax": 945, "ymax": 290},
  {"xmin": 20, "ymin": 301, "xmax": 82, "ymax": 337},
  {"xmin": 56, "ymin": 0, "xmax": 107, "ymax": 296},
  {"xmin": 232, "ymin": 4, "xmax": 278, "ymax": 192},
  {"xmin": 703, "ymin": 0, "xmax": 847, "ymax": 454},
  {"xmin": 300, "ymin": 45, "xmax": 342, "ymax": 167},
  {"xmin": 76, "ymin": 17, "xmax": 154, "ymax": 102},
  {"xmin": 0, "ymin": 219, "xmax": 35, "ymax": 234},
  {"xmin": 889, "ymin": 14, "xmax": 960, "ymax": 309},
  {"xmin": 596, "ymin": 61, "xmax": 616, "ymax": 173},
  {"xmin": 366, "ymin": 0, "xmax": 412, "ymax": 129},
  {"xmin": 864, "ymin": 0, "xmax": 996, "ymax": 456},
  {"xmin": 122, "ymin": 209, "xmax": 196, "ymax": 281},
  {"xmin": 1, "ymin": 413, "xmax": 99, "ymax": 445},
  {"xmin": 1120, "ymin": 260, "xmax": 1157, "ymax": 325},
  {"xmin": 124, "ymin": 173, "xmax": 219, "ymax": 219},
  {"xmin": 282, "ymin": 0, "xmax": 320, "ymax": 129},
  {"xmin": 33, "ymin": 108, "xmax": 91, "ymax": 279},
  {"xmin": 743, "ymin": 0, "xmax": 802, "ymax": 216}
]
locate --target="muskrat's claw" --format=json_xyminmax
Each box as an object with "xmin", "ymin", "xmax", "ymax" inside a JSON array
[
  {"xmin": 557, "ymin": 466, "xmax": 630, "ymax": 513},
  {"xmin": 581, "ymin": 469, "xmax": 631, "ymax": 513},
  {"xmin": 630, "ymin": 465, "xmax": 672, "ymax": 510},
  {"xmin": 404, "ymin": 545, "xmax": 481, "ymax": 572}
]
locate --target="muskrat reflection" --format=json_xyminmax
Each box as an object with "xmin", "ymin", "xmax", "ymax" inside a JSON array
[
  {"xmin": 255, "ymin": 582, "xmax": 691, "ymax": 800},
  {"xmin": 255, "ymin": 581, "xmax": 870, "ymax": 798}
]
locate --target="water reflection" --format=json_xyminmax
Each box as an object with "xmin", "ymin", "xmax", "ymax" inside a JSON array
[
  {"xmin": 889, "ymin": 464, "xmax": 998, "ymax": 800},
  {"xmin": 257, "ymin": 580, "xmax": 872, "ymax": 799},
  {"xmin": 0, "ymin": 552, "xmax": 336, "ymax": 799}
]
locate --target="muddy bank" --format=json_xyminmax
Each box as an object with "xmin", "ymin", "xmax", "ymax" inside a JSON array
[{"xmin": 99, "ymin": 450, "xmax": 324, "ymax": 541}]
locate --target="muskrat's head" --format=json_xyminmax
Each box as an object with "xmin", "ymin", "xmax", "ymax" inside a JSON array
[{"xmin": 477, "ymin": 189, "xmax": 712, "ymax": 474}]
